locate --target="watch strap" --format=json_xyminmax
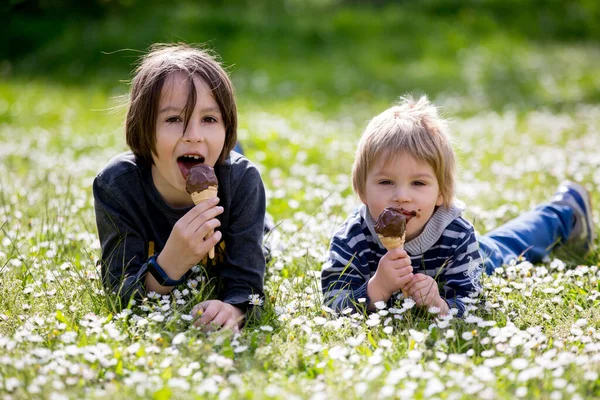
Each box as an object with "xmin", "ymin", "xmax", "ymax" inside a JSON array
[{"xmin": 147, "ymin": 254, "xmax": 192, "ymax": 286}]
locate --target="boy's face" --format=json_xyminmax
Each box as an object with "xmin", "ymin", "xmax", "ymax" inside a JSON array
[
  {"xmin": 360, "ymin": 152, "xmax": 443, "ymax": 242},
  {"xmin": 151, "ymin": 72, "xmax": 226, "ymax": 207}
]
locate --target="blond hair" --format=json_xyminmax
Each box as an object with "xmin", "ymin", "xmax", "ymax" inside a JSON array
[{"xmin": 352, "ymin": 95, "xmax": 455, "ymax": 208}]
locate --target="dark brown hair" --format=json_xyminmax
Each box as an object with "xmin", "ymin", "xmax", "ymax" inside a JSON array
[{"xmin": 125, "ymin": 43, "xmax": 237, "ymax": 165}]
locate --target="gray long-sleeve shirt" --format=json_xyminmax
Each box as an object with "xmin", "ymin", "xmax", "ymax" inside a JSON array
[{"xmin": 93, "ymin": 151, "xmax": 266, "ymax": 309}]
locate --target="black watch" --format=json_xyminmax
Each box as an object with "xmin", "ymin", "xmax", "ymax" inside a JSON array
[{"xmin": 146, "ymin": 255, "xmax": 192, "ymax": 286}]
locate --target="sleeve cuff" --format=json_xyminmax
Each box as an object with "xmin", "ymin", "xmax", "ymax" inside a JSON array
[
  {"xmin": 444, "ymin": 297, "xmax": 465, "ymax": 317},
  {"xmin": 332, "ymin": 282, "xmax": 370, "ymax": 314}
]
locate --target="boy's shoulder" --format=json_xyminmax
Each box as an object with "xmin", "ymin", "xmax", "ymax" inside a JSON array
[
  {"xmin": 446, "ymin": 214, "xmax": 475, "ymax": 233},
  {"xmin": 217, "ymin": 151, "xmax": 262, "ymax": 182},
  {"xmin": 345, "ymin": 206, "xmax": 368, "ymax": 229},
  {"xmin": 222, "ymin": 150, "xmax": 255, "ymax": 170},
  {"xmin": 96, "ymin": 151, "xmax": 142, "ymax": 184},
  {"xmin": 332, "ymin": 206, "xmax": 372, "ymax": 245},
  {"xmin": 404, "ymin": 201, "xmax": 475, "ymax": 254},
  {"xmin": 433, "ymin": 199, "xmax": 474, "ymax": 232},
  {"xmin": 437, "ymin": 202, "xmax": 476, "ymax": 241}
]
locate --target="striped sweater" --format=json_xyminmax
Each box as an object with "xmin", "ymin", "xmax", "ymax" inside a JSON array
[{"xmin": 321, "ymin": 202, "xmax": 483, "ymax": 316}]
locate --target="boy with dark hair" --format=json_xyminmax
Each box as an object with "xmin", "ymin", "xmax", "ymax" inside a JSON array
[{"xmin": 94, "ymin": 44, "xmax": 266, "ymax": 331}]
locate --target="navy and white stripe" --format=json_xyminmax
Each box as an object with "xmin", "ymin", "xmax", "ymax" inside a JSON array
[{"xmin": 321, "ymin": 203, "xmax": 483, "ymax": 316}]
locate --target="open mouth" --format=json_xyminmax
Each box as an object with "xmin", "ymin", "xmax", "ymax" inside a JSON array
[{"xmin": 177, "ymin": 154, "xmax": 205, "ymax": 178}]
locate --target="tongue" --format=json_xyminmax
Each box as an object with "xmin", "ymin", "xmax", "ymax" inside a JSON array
[{"xmin": 178, "ymin": 159, "xmax": 203, "ymax": 179}]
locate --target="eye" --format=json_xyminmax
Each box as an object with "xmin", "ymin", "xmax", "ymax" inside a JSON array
[
  {"xmin": 378, "ymin": 180, "xmax": 393, "ymax": 186},
  {"xmin": 166, "ymin": 116, "xmax": 183, "ymax": 123},
  {"xmin": 412, "ymin": 181, "xmax": 426, "ymax": 186},
  {"xmin": 202, "ymin": 116, "xmax": 218, "ymax": 123}
]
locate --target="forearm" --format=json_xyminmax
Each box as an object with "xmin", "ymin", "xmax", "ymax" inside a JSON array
[
  {"xmin": 320, "ymin": 225, "xmax": 377, "ymax": 313},
  {"xmin": 222, "ymin": 279, "xmax": 265, "ymax": 308},
  {"xmin": 95, "ymin": 178, "xmax": 150, "ymax": 307},
  {"xmin": 219, "ymin": 217, "xmax": 266, "ymax": 307},
  {"xmin": 144, "ymin": 272, "xmax": 175, "ymax": 294},
  {"xmin": 321, "ymin": 272, "xmax": 373, "ymax": 313},
  {"xmin": 143, "ymin": 251, "xmax": 194, "ymax": 294},
  {"xmin": 101, "ymin": 263, "xmax": 147, "ymax": 309}
]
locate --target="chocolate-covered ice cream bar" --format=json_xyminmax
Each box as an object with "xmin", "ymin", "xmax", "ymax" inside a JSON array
[
  {"xmin": 186, "ymin": 164, "xmax": 219, "ymax": 259},
  {"xmin": 186, "ymin": 164, "xmax": 218, "ymax": 194},
  {"xmin": 375, "ymin": 207, "xmax": 407, "ymax": 237}
]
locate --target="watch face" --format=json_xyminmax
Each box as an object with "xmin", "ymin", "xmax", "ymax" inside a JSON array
[{"xmin": 148, "ymin": 256, "xmax": 171, "ymax": 286}]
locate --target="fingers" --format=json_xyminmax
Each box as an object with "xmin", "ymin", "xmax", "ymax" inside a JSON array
[
  {"xmin": 395, "ymin": 263, "xmax": 413, "ymax": 275},
  {"xmin": 185, "ymin": 197, "xmax": 223, "ymax": 226},
  {"xmin": 205, "ymin": 313, "xmax": 228, "ymax": 332},
  {"xmin": 198, "ymin": 230, "xmax": 222, "ymax": 253},
  {"xmin": 407, "ymin": 279, "xmax": 436, "ymax": 305},
  {"xmin": 192, "ymin": 303, "xmax": 205, "ymax": 327},
  {"xmin": 381, "ymin": 253, "xmax": 411, "ymax": 272},
  {"xmin": 376, "ymin": 253, "xmax": 413, "ymax": 295},
  {"xmin": 192, "ymin": 301, "xmax": 244, "ymax": 333},
  {"xmin": 190, "ymin": 207, "xmax": 223, "ymax": 234},
  {"xmin": 385, "ymin": 248, "xmax": 409, "ymax": 261},
  {"xmin": 222, "ymin": 318, "xmax": 241, "ymax": 333},
  {"xmin": 191, "ymin": 303, "xmax": 202, "ymax": 318},
  {"xmin": 395, "ymin": 272, "xmax": 414, "ymax": 288},
  {"xmin": 192, "ymin": 301, "xmax": 216, "ymax": 328},
  {"xmin": 393, "ymin": 263, "xmax": 413, "ymax": 287},
  {"xmin": 198, "ymin": 301, "xmax": 219, "ymax": 326},
  {"xmin": 403, "ymin": 273, "xmax": 427, "ymax": 293},
  {"xmin": 174, "ymin": 197, "xmax": 223, "ymax": 238},
  {"xmin": 190, "ymin": 196, "xmax": 221, "ymax": 216}
]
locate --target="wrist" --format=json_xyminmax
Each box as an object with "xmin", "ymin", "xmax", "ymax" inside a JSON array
[
  {"xmin": 156, "ymin": 252, "xmax": 189, "ymax": 280},
  {"xmin": 367, "ymin": 277, "xmax": 392, "ymax": 304},
  {"xmin": 231, "ymin": 304, "xmax": 245, "ymax": 316},
  {"xmin": 147, "ymin": 254, "xmax": 192, "ymax": 287},
  {"xmin": 435, "ymin": 297, "xmax": 450, "ymax": 315}
]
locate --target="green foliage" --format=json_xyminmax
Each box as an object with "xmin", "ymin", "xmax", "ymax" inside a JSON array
[
  {"xmin": 3, "ymin": 1, "xmax": 600, "ymax": 112},
  {"xmin": 1, "ymin": 2, "xmax": 600, "ymax": 399}
]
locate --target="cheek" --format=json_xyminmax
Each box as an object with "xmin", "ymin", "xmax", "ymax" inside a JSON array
[
  {"xmin": 218, "ymin": 131, "xmax": 227, "ymax": 148},
  {"xmin": 154, "ymin": 134, "xmax": 169, "ymax": 155}
]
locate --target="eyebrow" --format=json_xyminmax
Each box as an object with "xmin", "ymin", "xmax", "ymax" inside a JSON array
[
  {"xmin": 371, "ymin": 170, "xmax": 435, "ymax": 180},
  {"xmin": 411, "ymin": 173, "xmax": 435, "ymax": 179},
  {"xmin": 158, "ymin": 106, "xmax": 221, "ymax": 114}
]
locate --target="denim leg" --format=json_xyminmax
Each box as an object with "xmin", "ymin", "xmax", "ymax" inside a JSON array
[{"xmin": 478, "ymin": 203, "xmax": 574, "ymax": 275}]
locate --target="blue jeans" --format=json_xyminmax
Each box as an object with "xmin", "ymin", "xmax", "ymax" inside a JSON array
[{"xmin": 478, "ymin": 204, "xmax": 574, "ymax": 275}]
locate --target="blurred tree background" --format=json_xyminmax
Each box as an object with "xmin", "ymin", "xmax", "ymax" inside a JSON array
[{"xmin": 2, "ymin": 0, "xmax": 600, "ymax": 113}]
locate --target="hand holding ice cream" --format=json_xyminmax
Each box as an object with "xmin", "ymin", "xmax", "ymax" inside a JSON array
[
  {"xmin": 375, "ymin": 207, "xmax": 410, "ymax": 297},
  {"xmin": 186, "ymin": 164, "xmax": 219, "ymax": 259}
]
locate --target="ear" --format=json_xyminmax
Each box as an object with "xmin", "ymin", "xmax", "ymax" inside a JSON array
[
  {"xmin": 436, "ymin": 192, "xmax": 444, "ymax": 207},
  {"xmin": 358, "ymin": 190, "xmax": 368, "ymax": 206}
]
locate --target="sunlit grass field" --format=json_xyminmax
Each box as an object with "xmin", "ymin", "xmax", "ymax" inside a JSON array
[{"xmin": 2, "ymin": 3, "xmax": 600, "ymax": 398}]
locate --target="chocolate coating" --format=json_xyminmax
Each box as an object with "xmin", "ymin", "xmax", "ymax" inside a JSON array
[
  {"xmin": 374, "ymin": 207, "xmax": 407, "ymax": 237},
  {"xmin": 186, "ymin": 164, "xmax": 218, "ymax": 194}
]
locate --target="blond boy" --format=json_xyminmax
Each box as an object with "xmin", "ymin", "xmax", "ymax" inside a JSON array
[{"xmin": 321, "ymin": 96, "xmax": 594, "ymax": 316}]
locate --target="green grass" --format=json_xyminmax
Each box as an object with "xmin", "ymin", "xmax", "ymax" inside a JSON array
[{"xmin": 1, "ymin": 2, "xmax": 600, "ymax": 398}]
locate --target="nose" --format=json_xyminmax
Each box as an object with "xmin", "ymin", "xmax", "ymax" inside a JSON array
[
  {"xmin": 392, "ymin": 186, "xmax": 411, "ymax": 204},
  {"xmin": 182, "ymin": 123, "xmax": 204, "ymax": 143}
]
